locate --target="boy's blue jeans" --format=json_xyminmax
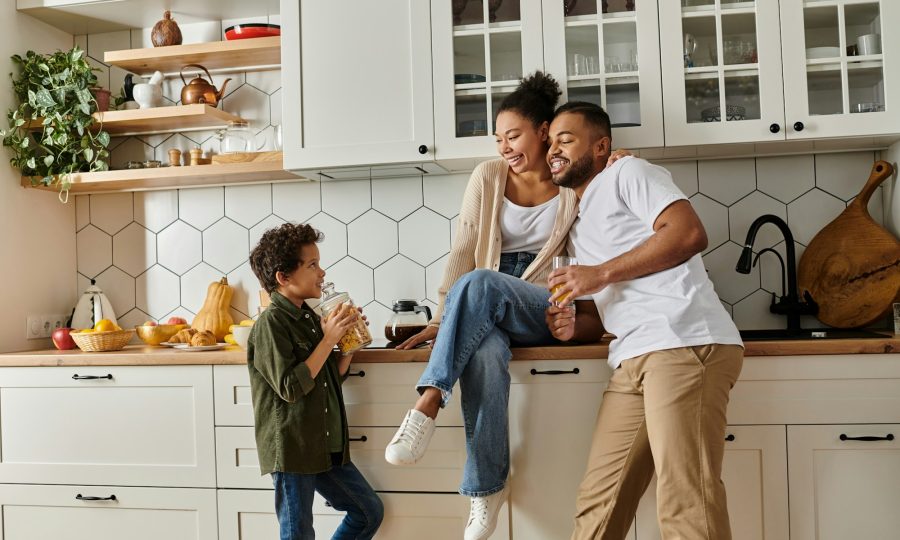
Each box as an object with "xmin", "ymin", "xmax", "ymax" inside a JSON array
[
  {"xmin": 272, "ymin": 456, "xmax": 384, "ymax": 540},
  {"xmin": 416, "ymin": 267, "xmax": 557, "ymax": 497}
]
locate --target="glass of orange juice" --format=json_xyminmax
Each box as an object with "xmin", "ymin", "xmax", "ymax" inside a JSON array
[{"xmin": 551, "ymin": 256, "xmax": 577, "ymax": 307}]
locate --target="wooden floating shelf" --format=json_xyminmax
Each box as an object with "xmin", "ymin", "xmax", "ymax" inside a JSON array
[
  {"xmin": 22, "ymin": 153, "xmax": 304, "ymax": 194},
  {"xmin": 28, "ymin": 104, "xmax": 244, "ymax": 136},
  {"xmin": 104, "ymin": 37, "xmax": 281, "ymax": 75}
]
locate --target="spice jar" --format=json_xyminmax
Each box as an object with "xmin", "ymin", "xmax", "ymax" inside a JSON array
[{"xmin": 318, "ymin": 282, "xmax": 372, "ymax": 354}]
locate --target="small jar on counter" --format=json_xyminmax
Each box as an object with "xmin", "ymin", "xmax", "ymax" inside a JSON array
[{"xmin": 318, "ymin": 281, "xmax": 372, "ymax": 354}]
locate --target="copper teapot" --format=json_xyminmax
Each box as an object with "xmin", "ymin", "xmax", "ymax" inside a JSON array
[{"xmin": 180, "ymin": 64, "xmax": 231, "ymax": 107}]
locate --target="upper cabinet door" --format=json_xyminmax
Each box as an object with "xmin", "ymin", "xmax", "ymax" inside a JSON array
[
  {"xmin": 781, "ymin": 0, "xmax": 900, "ymax": 139},
  {"xmin": 281, "ymin": 0, "xmax": 435, "ymax": 171},
  {"xmin": 660, "ymin": 0, "xmax": 785, "ymax": 145},
  {"xmin": 431, "ymin": 0, "xmax": 545, "ymax": 161},
  {"xmin": 543, "ymin": 0, "xmax": 664, "ymax": 150}
]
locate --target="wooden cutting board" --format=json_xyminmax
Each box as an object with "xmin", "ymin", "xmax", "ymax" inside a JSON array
[
  {"xmin": 797, "ymin": 160, "xmax": 900, "ymax": 328},
  {"xmin": 211, "ymin": 151, "xmax": 282, "ymax": 164}
]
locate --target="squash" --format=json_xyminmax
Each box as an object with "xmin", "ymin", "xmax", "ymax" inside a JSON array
[{"xmin": 191, "ymin": 277, "xmax": 235, "ymax": 340}]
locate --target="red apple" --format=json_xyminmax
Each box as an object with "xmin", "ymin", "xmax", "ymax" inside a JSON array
[
  {"xmin": 51, "ymin": 327, "xmax": 77, "ymax": 350},
  {"xmin": 143, "ymin": 320, "xmax": 158, "ymax": 326},
  {"xmin": 166, "ymin": 316, "xmax": 188, "ymax": 325}
]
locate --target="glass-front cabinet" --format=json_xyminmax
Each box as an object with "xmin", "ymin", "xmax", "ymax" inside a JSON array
[
  {"xmin": 781, "ymin": 0, "xmax": 900, "ymax": 139},
  {"xmin": 432, "ymin": 0, "xmax": 663, "ymax": 160},
  {"xmin": 660, "ymin": 0, "xmax": 786, "ymax": 145},
  {"xmin": 541, "ymin": 0, "xmax": 664, "ymax": 149}
]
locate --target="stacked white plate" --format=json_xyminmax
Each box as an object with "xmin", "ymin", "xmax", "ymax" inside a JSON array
[{"xmin": 806, "ymin": 46, "xmax": 840, "ymax": 59}]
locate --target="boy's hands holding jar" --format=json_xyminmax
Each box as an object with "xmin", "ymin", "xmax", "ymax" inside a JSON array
[{"xmin": 321, "ymin": 302, "xmax": 357, "ymax": 347}]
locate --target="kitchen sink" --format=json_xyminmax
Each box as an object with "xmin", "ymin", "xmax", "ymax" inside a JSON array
[{"xmin": 738, "ymin": 328, "xmax": 887, "ymax": 341}]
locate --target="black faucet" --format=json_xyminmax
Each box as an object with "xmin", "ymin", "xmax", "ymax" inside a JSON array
[{"xmin": 735, "ymin": 214, "xmax": 818, "ymax": 332}]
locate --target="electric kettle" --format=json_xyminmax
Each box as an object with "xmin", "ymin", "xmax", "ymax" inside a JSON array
[{"xmin": 69, "ymin": 279, "xmax": 117, "ymax": 330}]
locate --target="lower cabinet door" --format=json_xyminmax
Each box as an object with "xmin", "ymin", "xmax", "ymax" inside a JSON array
[
  {"xmin": 788, "ymin": 424, "xmax": 900, "ymax": 540},
  {"xmin": 0, "ymin": 484, "xmax": 217, "ymax": 540},
  {"xmin": 218, "ymin": 489, "xmax": 510, "ymax": 539},
  {"xmin": 632, "ymin": 425, "xmax": 789, "ymax": 540}
]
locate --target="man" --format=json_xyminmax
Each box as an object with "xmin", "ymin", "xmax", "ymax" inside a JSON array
[{"xmin": 545, "ymin": 102, "xmax": 744, "ymax": 540}]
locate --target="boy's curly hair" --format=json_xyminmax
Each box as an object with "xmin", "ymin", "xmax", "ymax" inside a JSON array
[{"xmin": 250, "ymin": 223, "xmax": 324, "ymax": 294}]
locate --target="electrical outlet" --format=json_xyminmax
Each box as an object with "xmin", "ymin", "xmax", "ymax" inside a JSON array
[{"xmin": 26, "ymin": 315, "xmax": 45, "ymax": 340}]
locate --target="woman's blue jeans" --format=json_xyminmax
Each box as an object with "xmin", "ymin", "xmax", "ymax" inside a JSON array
[
  {"xmin": 416, "ymin": 266, "xmax": 557, "ymax": 496},
  {"xmin": 272, "ymin": 456, "xmax": 384, "ymax": 540}
]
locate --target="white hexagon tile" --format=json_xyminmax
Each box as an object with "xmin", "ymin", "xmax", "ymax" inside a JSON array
[
  {"xmin": 728, "ymin": 192, "xmax": 787, "ymax": 250},
  {"xmin": 372, "ymin": 177, "xmax": 423, "ymax": 220},
  {"xmin": 399, "ymin": 208, "xmax": 450, "ymax": 266},
  {"xmin": 348, "ymin": 210, "xmax": 398, "ymax": 268},
  {"xmin": 756, "ymin": 155, "xmax": 814, "ymax": 204},
  {"xmin": 273, "ymin": 182, "xmax": 321, "ymax": 223},
  {"xmin": 326, "ymin": 258, "xmax": 375, "ymax": 307},
  {"xmin": 814, "ymin": 152, "xmax": 876, "ymax": 201},
  {"xmin": 95, "ymin": 266, "xmax": 135, "ymax": 318},
  {"xmin": 426, "ymin": 254, "xmax": 450, "ymax": 304},
  {"xmin": 136, "ymin": 265, "xmax": 180, "ymax": 319},
  {"xmin": 307, "ymin": 213, "xmax": 347, "ymax": 269},
  {"xmin": 787, "ymin": 189, "xmax": 845, "ymax": 245},
  {"xmin": 134, "ymin": 191, "xmax": 178, "ymax": 233},
  {"xmin": 225, "ymin": 184, "xmax": 272, "ymax": 228},
  {"xmin": 662, "ymin": 161, "xmax": 699, "ymax": 197},
  {"xmin": 758, "ymin": 241, "xmax": 806, "ymax": 296},
  {"xmin": 75, "ymin": 195, "xmax": 90, "ymax": 231},
  {"xmin": 181, "ymin": 263, "xmax": 227, "ymax": 314},
  {"xmin": 203, "ymin": 218, "xmax": 249, "ymax": 274},
  {"xmin": 250, "ymin": 215, "xmax": 287, "ymax": 251},
  {"xmin": 424, "ymin": 173, "xmax": 470, "ymax": 218},
  {"xmin": 374, "ymin": 255, "xmax": 426, "ymax": 307},
  {"xmin": 702, "ymin": 242, "xmax": 759, "ymax": 305},
  {"xmin": 689, "ymin": 194, "xmax": 728, "ymax": 255},
  {"xmin": 362, "ymin": 301, "xmax": 394, "ymax": 343},
  {"xmin": 322, "ymin": 180, "xmax": 372, "ymax": 223},
  {"xmin": 221, "ymin": 83, "xmax": 271, "ymax": 128},
  {"xmin": 698, "ymin": 158, "xmax": 756, "ymax": 206},
  {"xmin": 228, "ymin": 262, "xmax": 263, "ymax": 318},
  {"xmin": 158, "ymin": 221, "xmax": 202, "ymax": 275},
  {"xmin": 113, "ymin": 223, "xmax": 156, "ymax": 277},
  {"xmin": 180, "ymin": 187, "xmax": 225, "ymax": 231},
  {"xmin": 89, "ymin": 193, "xmax": 133, "ymax": 235},
  {"xmin": 76, "ymin": 225, "xmax": 112, "ymax": 279}
]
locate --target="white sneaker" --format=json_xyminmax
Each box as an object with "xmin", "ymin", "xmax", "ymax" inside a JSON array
[
  {"xmin": 464, "ymin": 485, "xmax": 509, "ymax": 540},
  {"xmin": 384, "ymin": 409, "xmax": 435, "ymax": 465}
]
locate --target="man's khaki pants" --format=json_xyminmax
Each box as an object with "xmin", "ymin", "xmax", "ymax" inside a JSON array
[{"xmin": 571, "ymin": 344, "xmax": 743, "ymax": 540}]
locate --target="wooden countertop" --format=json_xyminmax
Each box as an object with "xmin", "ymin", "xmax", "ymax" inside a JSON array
[{"xmin": 1, "ymin": 336, "xmax": 898, "ymax": 367}]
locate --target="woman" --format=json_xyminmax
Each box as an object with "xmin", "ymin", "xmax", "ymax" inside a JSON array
[{"xmin": 385, "ymin": 72, "xmax": 623, "ymax": 540}]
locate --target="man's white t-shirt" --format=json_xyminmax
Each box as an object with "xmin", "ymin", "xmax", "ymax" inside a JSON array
[{"xmin": 569, "ymin": 156, "xmax": 742, "ymax": 368}]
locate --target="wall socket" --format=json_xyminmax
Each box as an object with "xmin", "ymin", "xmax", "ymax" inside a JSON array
[{"xmin": 26, "ymin": 314, "xmax": 69, "ymax": 340}]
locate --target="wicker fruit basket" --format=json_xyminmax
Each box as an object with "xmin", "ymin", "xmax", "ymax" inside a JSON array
[{"xmin": 70, "ymin": 329, "xmax": 135, "ymax": 352}]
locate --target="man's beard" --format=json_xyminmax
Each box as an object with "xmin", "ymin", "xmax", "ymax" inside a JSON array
[{"xmin": 551, "ymin": 151, "xmax": 594, "ymax": 189}]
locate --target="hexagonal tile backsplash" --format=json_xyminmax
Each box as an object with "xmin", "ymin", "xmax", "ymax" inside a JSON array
[{"xmin": 76, "ymin": 26, "xmax": 886, "ymax": 332}]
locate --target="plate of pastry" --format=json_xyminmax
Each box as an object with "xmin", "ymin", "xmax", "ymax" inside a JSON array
[{"xmin": 173, "ymin": 343, "xmax": 228, "ymax": 351}]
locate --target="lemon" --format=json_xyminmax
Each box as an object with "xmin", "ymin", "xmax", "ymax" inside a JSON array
[
  {"xmin": 224, "ymin": 334, "xmax": 237, "ymax": 345},
  {"xmin": 94, "ymin": 319, "xmax": 116, "ymax": 332},
  {"xmin": 239, "ymin": 319, "xmax": 254, "ymax": 327},
  {"xmin": 79, "ymin": 328, "xmax": 95, "ymax": 333}
]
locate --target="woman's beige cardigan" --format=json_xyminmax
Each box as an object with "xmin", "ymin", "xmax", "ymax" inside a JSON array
[{"xmin": 429, "ymin": 158, "xmax": 579, "ymax": 326}]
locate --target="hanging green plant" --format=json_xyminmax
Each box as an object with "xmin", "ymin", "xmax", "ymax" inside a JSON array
[{"xmin": 0, "ymin": 47, "xmax": 110, "ymax": 202}]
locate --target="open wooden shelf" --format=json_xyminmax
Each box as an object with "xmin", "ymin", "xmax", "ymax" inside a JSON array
[
  {"xmin": 104, "ymin": 37, "xmax": 281, "ymax": 76},
  {"xmin": 22, "ymin": 153, "xmax": 304, "ymax": 194},
  {"xmin": 27, "ymin": 104, "xmax": 244, "ymax": 136}
]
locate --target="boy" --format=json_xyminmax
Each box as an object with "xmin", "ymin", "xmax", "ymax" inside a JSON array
[{"xmin": 248, "ymin": 223, "xmax": 384, "ymax": 540}]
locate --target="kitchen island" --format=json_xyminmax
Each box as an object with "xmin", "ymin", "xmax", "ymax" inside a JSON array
[{"xmin": 0, "ymin": 339, "xmax": 897, "ymax": 540}]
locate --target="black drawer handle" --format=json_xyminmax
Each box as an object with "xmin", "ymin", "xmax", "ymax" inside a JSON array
[
  {"xmin": 725, "ymin": 434, "xmax": 735, "ymax": 442},
  {"xmin": 349, "ymin": 435, "xmax": 368, "ymax": 442},
  {"xmin": 72, "ymin": 374, "xmax": 113, "ymax": 380},
  {"xmin": 530, "ymin": 368, "xmax": 580, "ymax": 376},
  {"xmin": 840, "ymin": 433, "xmax": 894, "ymax": 442},
  {"xmin": 348, "ymin": 370, "xmax": 365, "ymax": 377},
  {"xmin": 324, "ymin": 500, "xmax": 333, "ymax": 508},
  {"xmin": 76, "ymin": 494, "xmax": 117, "ymax": 501}
]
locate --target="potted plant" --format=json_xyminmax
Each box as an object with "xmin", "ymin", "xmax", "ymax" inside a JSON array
[{"xmin": 0, "ymin": 47, "xmax": 110, "ymax": 202}]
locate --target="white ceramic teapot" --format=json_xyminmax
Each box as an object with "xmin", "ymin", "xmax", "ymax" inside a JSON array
[
  {"xmin": 132, "ymin": 71, "xmax": 163, "ymax": 109},
  {"xmin": 70, "ymin": 279, "xmax": 117, "ymax": 330}
]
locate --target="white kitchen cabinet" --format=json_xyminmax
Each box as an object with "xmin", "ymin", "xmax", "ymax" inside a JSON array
[
  {"xmin": 0, "ymin": 484, "xmax": 217, "ymax": 540},
  {"xmin": 632, "ymin": 425, "xmax": 790, "ymax": 540},
  {"xmin": 0, "ymin": 366, "xmax": 215, "ymax": 488},
  {"xmin": 280, "ymin": 0, "xmax": 438, "ymax": 174},
  {"xmin": 506, "ymin": 360, "xmax": 635, "ymax": 540},
  {"xmin": 660, "ymin": 0, "xmax": 900, "ymax": 146},
  {"xmin": 217, "ymin": 489, "xmax": 510, "ymax": 540},
  {"xmin": 431, "ymin": 0, "xmax": 663, "ymax": 163},
  {"xmin": 788, "ymin": 424, "xmax": 900, "ymax": 540}
]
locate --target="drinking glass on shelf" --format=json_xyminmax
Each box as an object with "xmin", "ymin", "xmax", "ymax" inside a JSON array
[
  {"xmin": 273, "ymin": 125, "xmax": 283, "ymax": 151},
  {"xmin": 551, "ymin": 256, "xmax": 577, "ymax": 307}
]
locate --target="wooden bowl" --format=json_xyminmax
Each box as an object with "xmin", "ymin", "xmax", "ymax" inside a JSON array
[{"xmin": 135, "ymin": 324, "xmax": 188, "ymax": 346}]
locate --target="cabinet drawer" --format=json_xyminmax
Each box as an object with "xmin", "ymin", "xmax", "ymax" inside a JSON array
[
  {"xmin": 215, "ymin": 364, "xmax": 463, "ymax": 427},
  {"xmin": 216, "ymin": 426, "xmax": 466, "ymax": 492},
  {"xmin": 509, "ymin": 359, "xmax": 613, "ymax": 384},
  {"xmin": 218, "ymin": 489, "xmax": 509, "ymax": 540},
  {"xmin": 0, "ymin": 484, "xmax": 217, "ymax": 540},
  {"xmin": 0, "ymin": 366, "xmax": 215, "ymax": 487}
]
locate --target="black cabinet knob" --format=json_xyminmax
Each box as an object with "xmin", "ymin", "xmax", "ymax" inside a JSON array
[
  {"xmin": 418, "ymin": 145, "xmax": 428, "ymax": 155},
  {"xmin": 793, "ymin": 121, "xmax": 804, "ymax": 132},
  {"xmin": 769, "ymin": 123, "xmax": 780, "ymax": 134}
]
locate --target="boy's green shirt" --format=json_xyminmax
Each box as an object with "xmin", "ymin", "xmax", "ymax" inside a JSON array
[{"xmin": 247, "ymin": 291, "xmax": 350, "ymax": 475}]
